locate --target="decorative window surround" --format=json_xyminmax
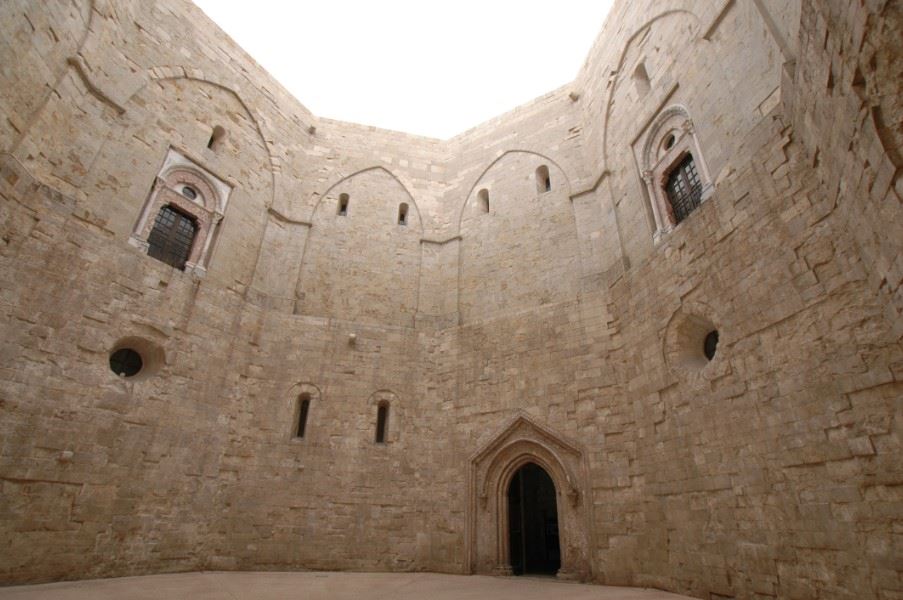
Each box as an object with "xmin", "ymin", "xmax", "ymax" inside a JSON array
[
  {"xmin": 129, "ymin": 148, "xmax": 232, "ymax": 276},
  {"xmin": 639, "ymin": 105, "xmax": 714, "ymax": 242}
]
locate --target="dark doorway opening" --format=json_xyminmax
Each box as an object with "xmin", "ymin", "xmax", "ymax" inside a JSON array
[{"xmin": 507, "ymin": 462, "xmax": 561, "ymax": 576}]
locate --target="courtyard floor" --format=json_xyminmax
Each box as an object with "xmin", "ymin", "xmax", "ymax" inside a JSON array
[{"xmin": 0, "ymin": 572, "xmax": 696, "ymax": 599}]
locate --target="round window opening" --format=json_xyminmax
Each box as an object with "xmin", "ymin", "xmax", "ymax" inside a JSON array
[
  {"xmin": 664, "ymin": 134, "xmax": 676, "ymax": 150},
  {"xmin": 703, "ymin": 330, "xmax": 719, "ymax": 361},
  {"xmin": 109, "ymin": 348, "xmax": 143, "ymax": 377},
  {"xmin": 663, "ymin": 308, "xmax": 721, "ymax": 378},
  {"xmin": 181, "ymin": 186, "xmax": 197, "ymax": 200}
]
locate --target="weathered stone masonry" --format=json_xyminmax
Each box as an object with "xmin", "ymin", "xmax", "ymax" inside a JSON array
[{"xmin": 0, "ymin": 1, "xmax": 901, "ymax": 599}]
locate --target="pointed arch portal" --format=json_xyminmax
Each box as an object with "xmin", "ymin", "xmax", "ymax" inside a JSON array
[{"xmin": 467, "ymin": 413, "xmax": 592, "ymax": 581}]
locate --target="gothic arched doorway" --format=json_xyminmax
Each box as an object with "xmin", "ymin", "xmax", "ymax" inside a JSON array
[
  {"xmin": 467, "ymin": 413, "xmax": 591, "ymax": 580},
  {"xmin": 507, "ymin": 462, "xmax": 561, "ymax": 575}
]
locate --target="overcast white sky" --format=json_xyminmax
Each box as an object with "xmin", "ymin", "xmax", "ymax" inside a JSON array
[{"xmin": 193, "ymin": 1, "xmax": 615, "ymax": 139}]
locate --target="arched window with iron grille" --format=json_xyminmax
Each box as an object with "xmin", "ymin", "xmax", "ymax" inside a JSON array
[
  {"xmin": 638, "ymin": 105, "xmax": 713, "ymax": 239},
  {"xmin": 664, "ymin": 153, "xmax": 703, "ymax": 225},
  {"xmin": 147, "ymin": 205, "xmax": 197, "ymax": 270}
]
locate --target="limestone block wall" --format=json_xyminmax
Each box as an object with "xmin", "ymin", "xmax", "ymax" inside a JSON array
[
  {"xmin": 0, "ymin": 157, "xmax": 237, "ymax": 579},
  {"xmin": 0, "ymin": 0, "xmax": 444, "ymax": 583},
  {"xmin": 297, "ymin": 168, "xmax": 423, "ymax": 327},
  {"xmin": 412, "ymin": 88, "xmax": 597, "ymax": 324},
  {"xmin": 577, "ymin": 0, "xmax": 796, "ymax": 269},
  {"xmin": 0, "ymin": 0, "xmax": 901, "ymax": 598},
  {"xmin": 439, "ymin": 103, "xmax": 902, "ymax": 598},
  {"xmin": 458, "ymin": 152, "xmax": 580, "ymax": 322},
  {"xmin": 790, "ymin": 0, "xmax": 903, "ymax": 338},
  {"xmin": 0, "ymin": 1, "xmax": 91, "ymax": 153},
  {"xmin": 203, "ymin": 307, "xmax": 448, "ymax": 573},
  {"xmin": 313, "ymin": 120, "xmax": 447, "ymax": 224}
]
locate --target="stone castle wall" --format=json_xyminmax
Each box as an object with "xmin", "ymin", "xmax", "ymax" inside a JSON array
[{"xmin": 1, "ymin": 0, "xmax": 900, "ymax": 598}]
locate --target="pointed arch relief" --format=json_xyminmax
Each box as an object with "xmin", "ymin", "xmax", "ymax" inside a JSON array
[
  {"xmin": 123, "ymin": 68, "xmax": 278, "ymax": 208},
  {"xmin": 310, "ymin": 166, "xmax": 424, "ymax": 231},
  {"xmin": 85, "ymin": 73, "xmax": 275, "ymax": 285},
  {"xmin": 467, "ymin": 412, "xmax": 592, "ymax": 581},
  {"xmin": 600, "ymin": 8, "xmax": 702, "ymax": 166},
  {"xmin": 457, "ymin": 151, "xmax": 581, "ymax": 323},
  {"xmin": 3, "ymin": 0, "xmax": 93, "ymax": 150},
  {"xmin": 456, "ymin": 149, "xmax": 575, "ymax": 232},
  {"xmin": 297, "ymin": 168, "xmax": 424, "ymax": 327},
  {"xmin": 859, "ymin": 2, "xmax": 903, "ymax": 171}
]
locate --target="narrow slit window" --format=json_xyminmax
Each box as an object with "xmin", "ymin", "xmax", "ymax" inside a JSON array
[
  {"xmin": 398, "ymin": 202, "xmax": 408, "ymax": 226},
  {"xmin": 295, "ymin": 394, "xmax": 310, "ymax": 438},
  {"xmin": 338, "ymin": 193, "xmax": 349, "ymax": 216},
  {"xmin": 535, "ymin": 165, "xmax": 551, "ymax": 194},
  {"xmin": 633, "ymin": 61, "xmax": 651, "ymax": 97},
  {"xmin": 207, "ymin": 125, "xmax": 226, "ymax": 151},
  {"xmin": 147, "ymin": 205, "xmax": 197, "ymax": 270},
  {"xmin": 478, "ymin": 188, "xmax": 489, "ymax": 213},
  {"xmin": 703, "ymin": 330, "xmax": 719, "ymax": 361},
  {"xmin": 852, "ymin": 66, "xmax": 866, "ymax": 99},
  {"xmin": 375, "ymin": 403, "xmax": 388, "ymax": 444}
]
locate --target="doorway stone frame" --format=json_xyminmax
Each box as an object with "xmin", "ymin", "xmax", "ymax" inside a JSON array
[{"xmin": 466, "ymin": 412, "xmax": 592, "ymax": 581}]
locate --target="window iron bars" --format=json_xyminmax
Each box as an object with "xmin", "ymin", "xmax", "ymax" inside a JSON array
[
  {"xmin": 665, "ymin": 154, "xmax": 703, "ymax": 224},
  {"xmin": 147, "ymin": 206, "xmax": 197, "ymax": 270}
]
